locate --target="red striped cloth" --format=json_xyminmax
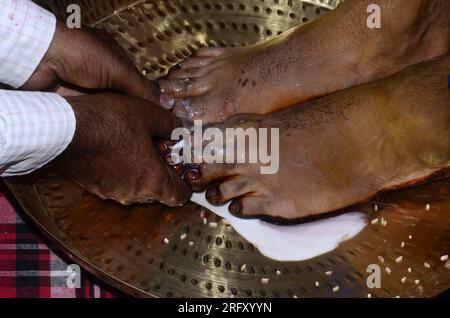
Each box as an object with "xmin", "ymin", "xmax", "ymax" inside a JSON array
[{"xmin": 0, "ymin": 181, "xmax": 119, "ymax": 298}]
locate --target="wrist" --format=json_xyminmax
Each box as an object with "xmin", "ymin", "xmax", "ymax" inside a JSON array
[
  {"xmin": 41, "ymin": 22, "xmax": 70, "ymax": 75},
  {"xmin": 58, "ymin": 96, "xmax": 91, "ymax": 161}
]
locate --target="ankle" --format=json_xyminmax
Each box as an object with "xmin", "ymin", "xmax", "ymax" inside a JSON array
[{"xmin": 342, "ymin": 0, "xmax": 449, "ymax": 81}]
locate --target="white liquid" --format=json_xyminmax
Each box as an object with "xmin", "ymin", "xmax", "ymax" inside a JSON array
[{"xmin": 191, "ymin": 192, "xmax": 368, "ymax": 262}]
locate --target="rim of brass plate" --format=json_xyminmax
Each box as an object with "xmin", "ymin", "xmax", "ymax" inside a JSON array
[
  {"xmin": 36, "ymin": 0, "xmax": 343, "ymax": 79},
  {"xmin": 8, "ymin": 0, "xmax": 449, "ymax": 297}
]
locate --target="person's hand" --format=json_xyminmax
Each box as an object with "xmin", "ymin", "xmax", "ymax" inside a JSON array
[
  {"xmin": 56, "ymin": 93, "xmax": 191, "ymax": 206},
  {"xmin": 22, "ymin": 22, "xmax": 158, "ymax": 103}
]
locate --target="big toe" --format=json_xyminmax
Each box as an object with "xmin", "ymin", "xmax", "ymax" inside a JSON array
[
  {"xmin": 159, "ymin": 77, "xmax": 211, "ymax": 99},
  {"xmin": 194, "ymin": 47, "xmax": 230, "ymax": 57},
  {"xmin": 167, "ymin": 65, "xmax": 211, "ymax": 80},
  {"xmin": 178, "ymin": 56, "xmax": 217, "ymax": 69}
]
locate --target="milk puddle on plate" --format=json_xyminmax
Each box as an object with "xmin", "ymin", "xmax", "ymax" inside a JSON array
[{"xmin": 191, "ymin": 192, "xmax": 368, "ymax": 262}]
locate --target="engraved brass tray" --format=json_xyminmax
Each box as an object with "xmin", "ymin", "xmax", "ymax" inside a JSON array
[{"xmin": 7, "ymin": 0, "xmax": 449, "ymax": 297}]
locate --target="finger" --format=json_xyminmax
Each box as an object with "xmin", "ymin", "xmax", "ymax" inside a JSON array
[
  {"xmin": 157, "ymin": 164, "xmax": 192, "ymax": 207},
  {"xmin": 83, "ymin": 27, "xmax": 162, "ymax": 103},
  {"xmin": 138, "ymin": 101, "xmax": 184, "ymax": 138},
  {"xmin": 112, "ymin": 66, "xmax": 160, "ymax": 103}
]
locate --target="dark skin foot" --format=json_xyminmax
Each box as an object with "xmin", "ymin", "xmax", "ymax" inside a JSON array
[
  {"xmin": 160, "ymin": 0, "xmax": 449, "ymax": 124},
  {"xmin": 180, "ymin": 55, "xmax": 450, "ymax": 220}
]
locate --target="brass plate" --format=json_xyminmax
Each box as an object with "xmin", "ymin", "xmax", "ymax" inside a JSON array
[{"xmin": 7, "ymin": 0, "xmax": 449, "ymax": 297}]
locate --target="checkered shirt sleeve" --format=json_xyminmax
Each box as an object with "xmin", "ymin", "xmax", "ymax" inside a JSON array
[
  {"xmin": 0, "ymin": 1, "xmax": 76, "ymax": 177},
  {"xmin": 0, "ymin": 91, "xmax": 76, "ymax": 177},
  {"xmin": 0, "ymin": 0, "xmax": 56, "ymax": 88}
]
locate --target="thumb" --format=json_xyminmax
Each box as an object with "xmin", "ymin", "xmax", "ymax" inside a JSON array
[
  {"xmin": 138, "ymin": 101, "xmax": 184, "ymax": 139},
  {"xmin": 157, "ymin": 164, "xmax": 192, "ymax": 207},
  {"xmin": 115, "ymin": 70, "xmax": 161, "ymax": 103}
]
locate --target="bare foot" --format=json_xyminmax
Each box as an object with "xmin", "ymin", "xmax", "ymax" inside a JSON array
[
  {"xmin": 180, "ymin": 55, "xmax": 450, "ymax": 220},
  {"xmin": 160, "ymin": 0, "xmax": 449, "ymax": 124}
]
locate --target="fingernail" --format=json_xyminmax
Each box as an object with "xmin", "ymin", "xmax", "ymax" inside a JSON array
[
  {"xmin": 160, "ymin": 140, "xmax": 180, "ymax": 154},
  {"xmin": 159, "ymin": 93, "xmax": 175, "ymax": 109},
  {"xmin": 172, "ymin": 164, "xmax": 185, "ymax": 176},
  {"xmin": 229, "ymin": 201, "xmax": 242, "ymax": 215},
  {"xmin": 166, "ymin": 140, "xmax": 178, "ymax": 147},
  {"xmin": 165, "ymin": 153, "xmax": 181, "ymax": 165},
  {"xmin": 158, "ymin": 140, "xmax": 170, "ymax": 154}
]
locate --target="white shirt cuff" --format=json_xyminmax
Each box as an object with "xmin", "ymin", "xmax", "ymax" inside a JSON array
[
  {"xmin": 0, "ymin": 90, "xmax": 76, "ymax": 176},
  {"xmin": 0, "ymin": 0, "xmax": 56, "ymax": 88}
]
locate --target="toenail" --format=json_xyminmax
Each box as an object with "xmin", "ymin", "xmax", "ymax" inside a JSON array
[
  {"xmin": 229, "ymin": 201, "xmax": 242, "ymax": 215},
  {"xmin": 185, "ymin": 163, "xmax": 200, "ymax": 170},
  {"xmin": 206, "ymin": 187, "xmax": 219, "ymax": 198},
  {"xmin": 160, "ymin": 93, "xmax": 175, "ymax": 109},
  {"xmin": 182, "ymin": 98, "xmax": 192, "ymax": 108},
  {"xmin": 184, "ymin": 169, "xmax": 199, "ymax": 181}
]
